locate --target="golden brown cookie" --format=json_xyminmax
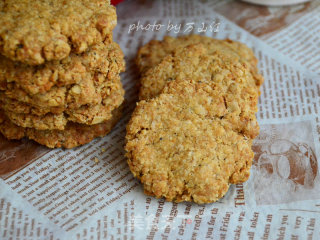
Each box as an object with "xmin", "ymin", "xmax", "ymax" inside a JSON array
[
  {"xmin": 140, "ymin": 44, "xmax": 259, "ymax": 139},
  {"xmin": 0, "ymin": 105, "xmax": 122, "ymax": 149},
  {"xmin": 126, "ymin": 79, "xmax": 254, "ymax": 204},
  {"xmin": 136, "ymin": 35, "xmax": 263, "ymax": 87},
  {"xmin": 66, "ymin": 84, "xmax": 124, "ymax": 125},
  {"xmin": 0, "ymin": 0, "xmax": 116, "ymax": 65},
  {"xmin": 0, "ymin": 41, "xmax": 125, "ymax": 104},
  {"xmin": 1, "ymin": 79, "xmax": 124, "ymax": 130},
  {"xmin": 2, "ymin": 74, "xmax": 123, "ymax": 114},
  {"xmin": 3, "ymin": 111, "xmax": 67, "ymax": 130},
  {"xmin": 0, "ymin": 92, "xmax": 64, "ymax": 116}
]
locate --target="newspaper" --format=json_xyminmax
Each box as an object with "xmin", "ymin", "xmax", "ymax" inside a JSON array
[
  {"xmin": 211, "ymin": 0, "xmax": 320, "ymax": 74},
  {"xmin": 1, "ymin": 0, "xmax": 320, "ymax": 239}
]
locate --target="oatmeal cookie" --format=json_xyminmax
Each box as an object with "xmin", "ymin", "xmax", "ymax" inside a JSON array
[
  {"xmin": 1, "ymin": 79, "xmax": 124, "ymax": 130},
  {"xmin": 0, "ymin": 105, "xmax": 122, "ymax": 148},
  {"xmin": 0, "ymin": 0, "xmax": 116, "ymax": 65},
  {"xmin": 125, "ymin": 79, "xmax": 254, "ymax": 204},
  {"xmin": 3, "ymin": 111, "xmax": 67, "ymax": 130},
  {"xmin": 0, "ymin": 40, "xmax": 124, "ymax": 95},
  {"xmin": 0, "ymin": 92, "xmax": 64, "ymax": 115},
  {"xmin": 140, "ymin": 44, "xmax": 259, "ymax": 139},
  {"xmin": 66, "ymin": 84, "xmax": 124, "ymax": 125},
  {"xmin": 136, "ymin": 35, "xmax": 263, "ymax": 87},
  {"xmin": 2, "ymin": 74, "xmax": 122, "ymax": 113}
]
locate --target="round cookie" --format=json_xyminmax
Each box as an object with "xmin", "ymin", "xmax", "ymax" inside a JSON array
[
  {"xmin": 0, "ymin": 0, "xmax": 116, "ymax": 65},
  {"xmin": 0, "ymin": 41, "xmax": 125, "ymax": 106},
  {"xmin": 2, "ymin": 74, "xmax": 122, "ymax": 113},
  {"xmin": 1, "ymin": 79, "xmax": 124, "ymax": 130},
  {"xmin": 66, "ymin": 85, "xmax": 124, "ymax": 125},
  {"xmin": 136, "ymin": 35, "xmax": 263, "ymax": 87},
  {"xmin": 3, "ymin": 111, "xmax": 67, "ymax": 130},
  {"xmin": 0, "ymin": 92, "xmax": 64, "ymax": 116},
  {"xmin": 0, "ymin": 105, "xmax": 122, "ymax": 149},
  {"xmin": 140, "ymin": 44, "xmax": 259, "ymax": 139},
  {"xmin": 125, "ymin": 79, "xmax": 254, "ymax": 204}
]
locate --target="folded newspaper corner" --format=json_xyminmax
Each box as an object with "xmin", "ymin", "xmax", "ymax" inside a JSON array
[{"xmin": 1, "ymin": 1, "xmax": 320, "ymax": 239}]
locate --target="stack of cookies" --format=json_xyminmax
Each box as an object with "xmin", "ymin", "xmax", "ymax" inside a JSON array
[
  {"xmin": 0, "ymin": 0, "xmax": 125, "ymax": 148},
  {"xmin": 126, "ymin": 35, "xmax": 263, "ymax": 203}
]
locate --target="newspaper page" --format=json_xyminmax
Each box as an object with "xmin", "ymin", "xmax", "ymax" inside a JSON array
[
  {"xmin": 1, "ymin": 0, "xmax": 320, "ymax": 239},
  {"xmin": 204, "ymin": 0, "xmax": 320, "ymax": 74}
]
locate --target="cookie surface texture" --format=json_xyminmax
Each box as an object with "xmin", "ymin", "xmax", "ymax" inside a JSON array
[
  {"xmin": 140, "ymin": 44, "xmax": 259, "ymax": 139},
  {"xmin": 0, "ymin": 0, "xmax": 116, "ymax": 65},
  {"xmin": 1, "ymin": 78, "xmax": 124, "ymax": 130},
  {"xmin": 0, "ymin": 105, "xmax": 122, "ymax": 148},
  {"xmin": 125, "ymin": 79, "xmax": 254, "ymax": 204},
  {"xmin": 136, "ymin": 35, "xmax": 263, "ymax": 87}
]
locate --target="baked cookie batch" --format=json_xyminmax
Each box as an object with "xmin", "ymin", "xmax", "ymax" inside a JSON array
[
  {"xmin": 125, "ymin": 35, "xmax": 263, "ymax": 203},
  {"xmin": 0, "ymin": 1, "xmax": 264, "ymax": 203},
  {"xmin": 0, "ymin": 0, "xmax": 125, "ymax": 148}
]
